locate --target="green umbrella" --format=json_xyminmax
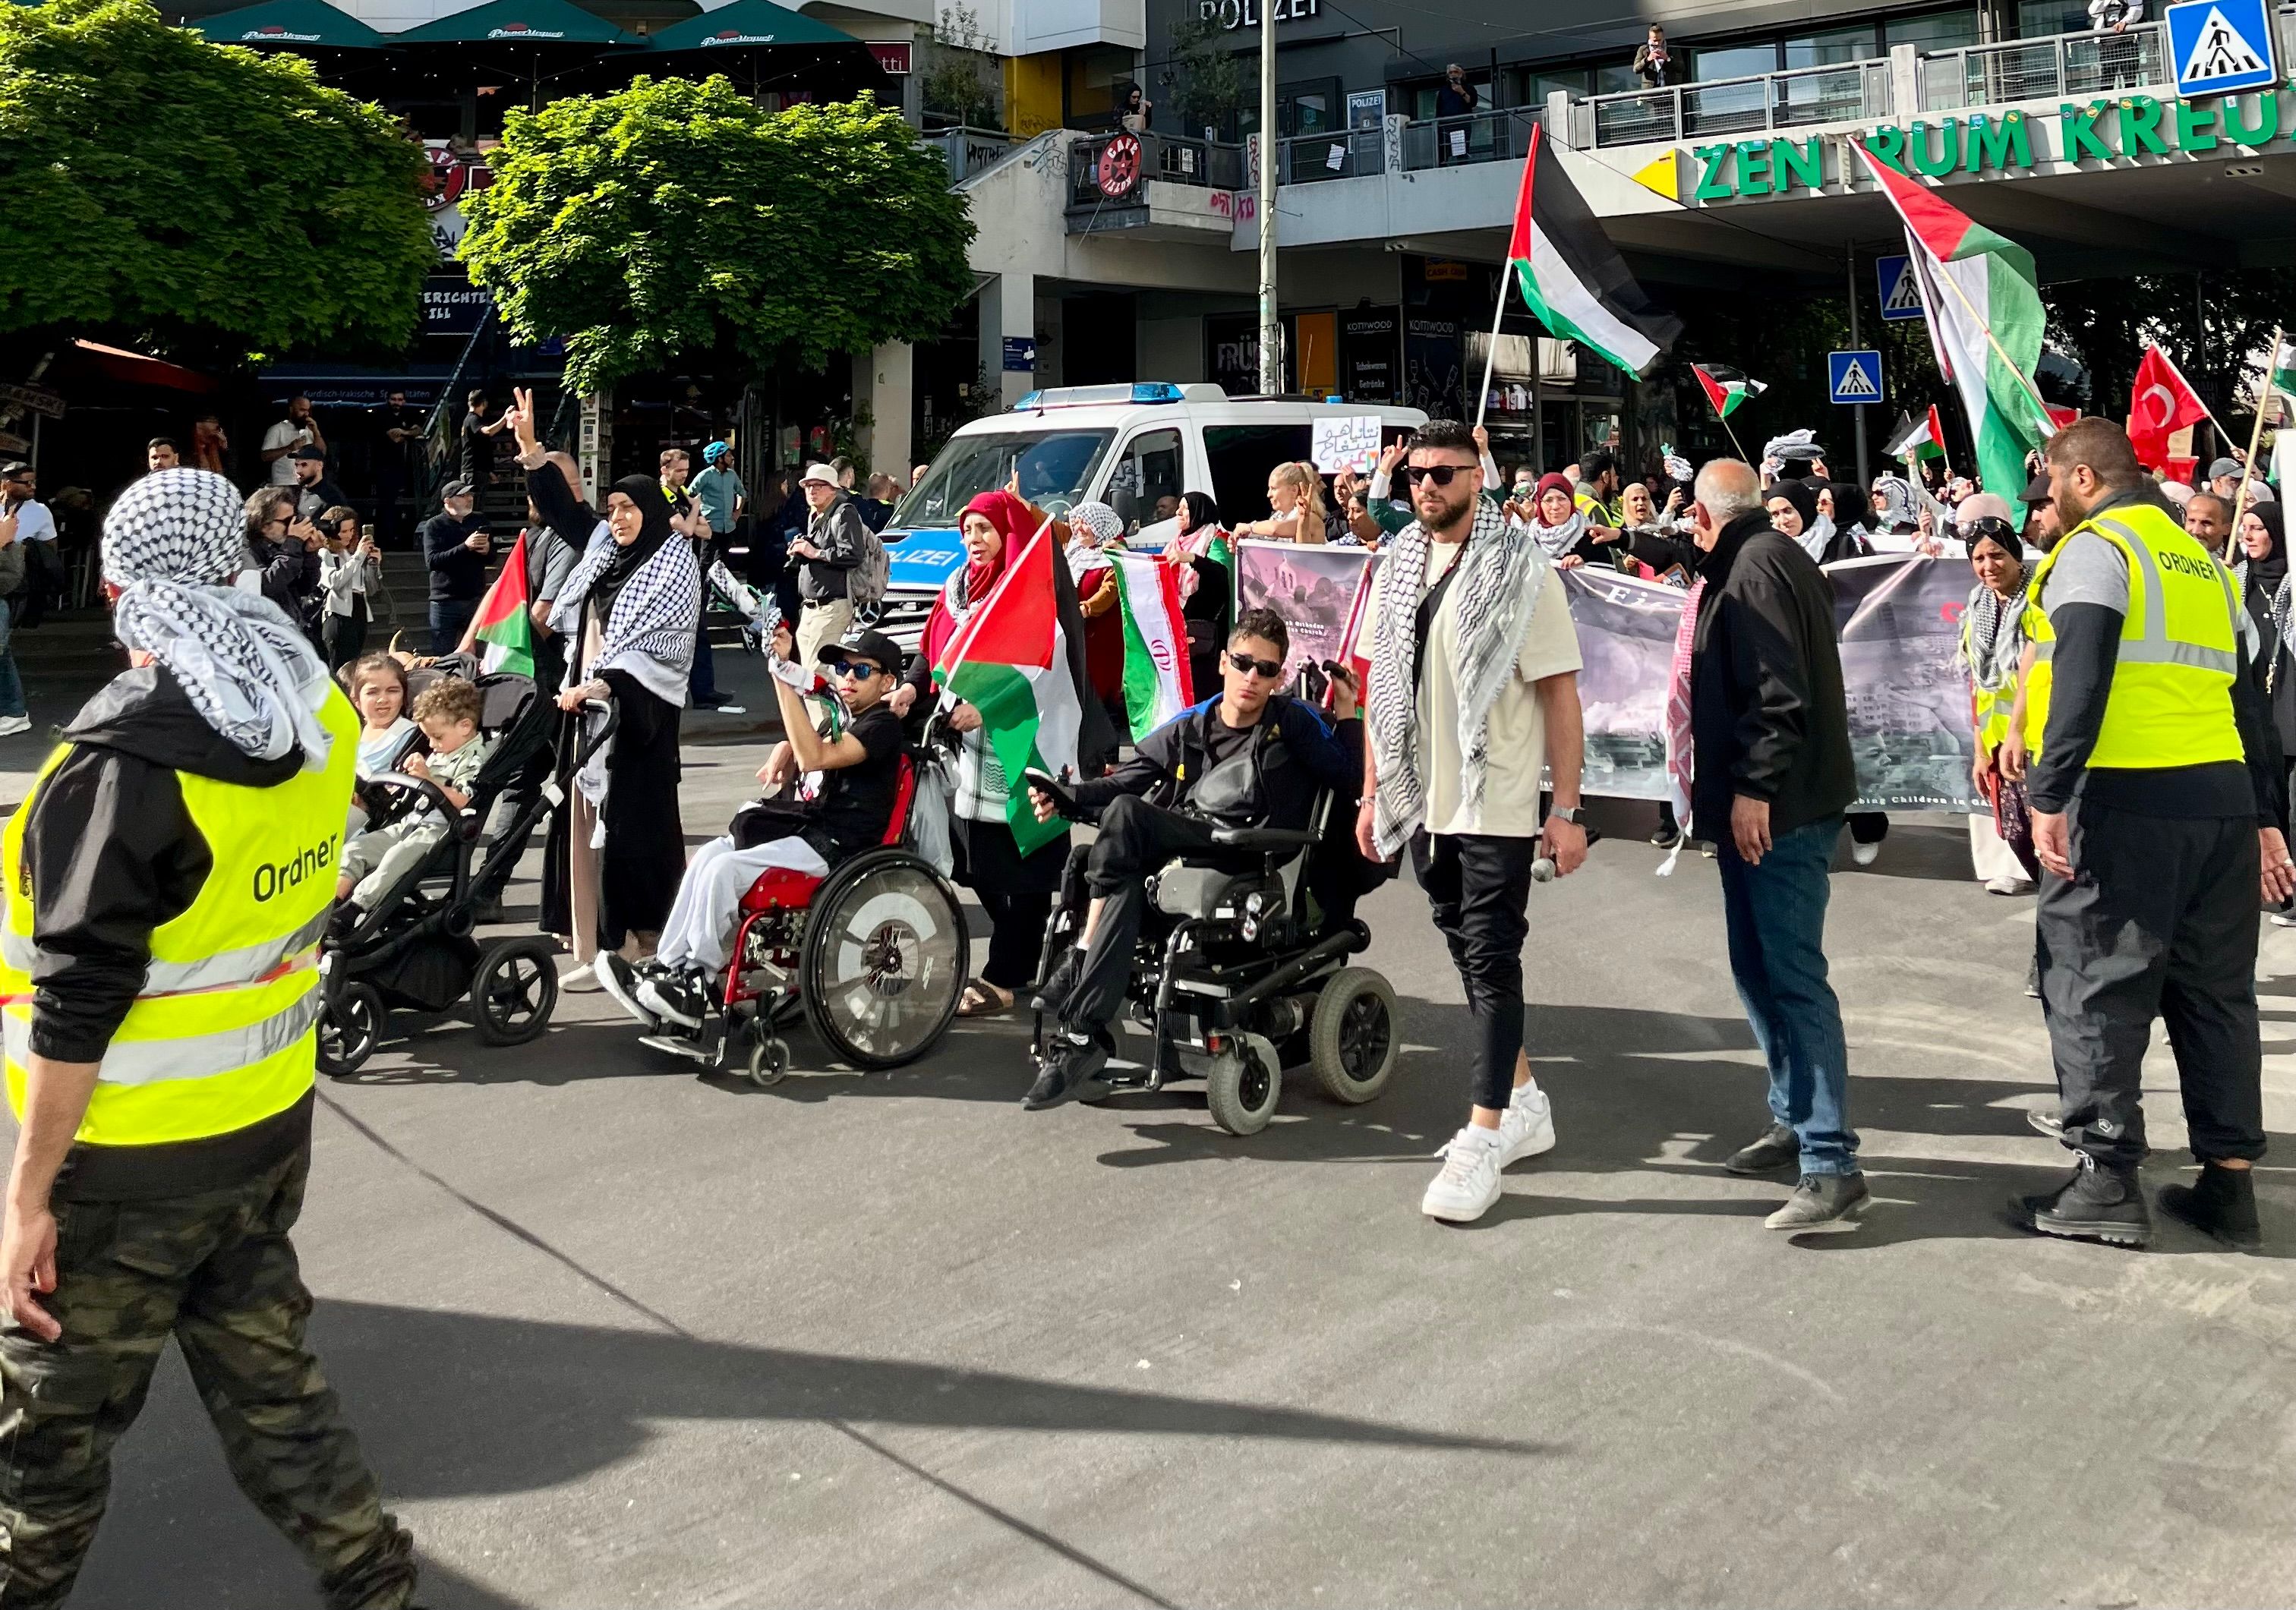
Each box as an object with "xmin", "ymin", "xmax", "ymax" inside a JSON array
[
  {"xmin": 193, "ymin": 0, "xmax": 386, "ymax": 48},
  {"xmin": 646, "ymin": 0, "xmax": 859, "ymax": 52},
  {"xmin": 394, "ymin": 0, "xmax": 636, "ymax": 45}
]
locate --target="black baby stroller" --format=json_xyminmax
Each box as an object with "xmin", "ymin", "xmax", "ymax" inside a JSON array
[{"xmin": 314, "ymin": 657, "xmax": 607, "ymax": 1076}]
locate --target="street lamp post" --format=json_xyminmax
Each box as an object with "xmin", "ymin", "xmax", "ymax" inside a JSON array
[{"xmin": 1257, "ymin": 0, "xmax": 1279, "ymax": 394}]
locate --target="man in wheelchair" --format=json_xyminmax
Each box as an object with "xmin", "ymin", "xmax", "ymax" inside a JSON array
[
  {"xmin": 1022, "ymin": 607, "xmax": 1363, "ymax": 1110},
  {"xmin": 598, "ymin": 625, "xmax": 908, "ymax": 1029}
]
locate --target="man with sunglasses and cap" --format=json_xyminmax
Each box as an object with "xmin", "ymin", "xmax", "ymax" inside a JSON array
[
  {"xmin": 1358, "ymin": 418, "xmax": 1588, "ymax": 1224},
  {"xmin": 598, "ymin": 626, "xmax": 910, "ymax": 1031},
  {"xmin": 1022, "ymin": 607, "xmax": 1363, "ymax": 1110}
]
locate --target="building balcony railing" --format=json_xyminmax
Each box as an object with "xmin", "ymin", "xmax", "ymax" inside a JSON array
[
  {"xmin": 1277, "ymin": 126, "xmax": 1385, "ymax": 183},
  {"xmin": 1582, "ymin": 58, "xmax": 1891, "ymax": 149},
  {"xmin": 1398, "ymin": 108, "xmax": 1541, "ymax": 171},
  {"xmin": 1918, "ymin": 24, "xmax": 2167, "ymax": 109},
  {"xmin": 1066, "ymin": 130, "xmax": 1243, "ymax": 208},
  {"xmin": 925, "ymin": 125, "xmax": 1024, "ymax": 184}
]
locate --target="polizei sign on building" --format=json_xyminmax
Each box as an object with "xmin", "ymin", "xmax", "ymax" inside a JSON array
[{"xmin": 1689, "ymin": 87, "xmax": 2292, "ymax": 202}]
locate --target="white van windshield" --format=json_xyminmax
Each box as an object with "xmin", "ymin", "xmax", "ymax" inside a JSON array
[{"xmin": 896, "ymin": 429, "xmax": 1115, "ymax": 528}]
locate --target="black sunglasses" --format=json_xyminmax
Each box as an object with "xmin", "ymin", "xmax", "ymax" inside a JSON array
[
  {"xmin": 823, "ymin": 657, "xmax": 882, "ymax": 679},
  {"xmin": 1403, "ymin": 464, "xmax": 1469, "ymax": 487},
  {"xmin": 1228, "ymin": 650, "xmax": 1284, "ymax": 679}
]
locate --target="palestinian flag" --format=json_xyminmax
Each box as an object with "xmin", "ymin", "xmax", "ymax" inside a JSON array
[
  {"xmin": 1884, "ymin": 406, "xmax": 1948, "ymax": 463},
  {"xmin": 1506, "ymin": 124, "xmax": 1682, "ymax": 380},
  {"xmin": 932, "ymin": 518, "xmax": 1096, "ymax": 856},
  {"xmin": 472, "ymin": 532, "xmax": 535, "ymax": 677},
  {"xmin": 1693, "ymin": 364, "xmax": 1765, "ymax": 420},
  {"xmin": 1853, "ymin": 142, "xmax": 2050, "ymax": 499},
  {"xmin": 1109, "ymin": 552, "xmax": 1192, "ymax": 741},
  {"xmin": 2267, "ymin": 333, "xmax": 2296, "ymax": 406}
]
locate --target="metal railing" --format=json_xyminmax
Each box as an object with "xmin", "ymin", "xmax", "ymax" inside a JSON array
[
  {"xmin": 922, "ymin": 125, "xmax": 1023, "ymax": 184},
  {"xmin": 1919, "ymin": 24, "xmax": 2166, "ymax": 109},
  {"xmin": 1277, "ymin": 126, "xmax": 1384, "ymax": 183},
  {"xmin": 1583, "ymin": 58, "xmax": 1891, "ymax": 148},
  {"xmin": 1399, "ymin": 107, "xmax": 1541, "ymax": 170},
  {"xmin": 1065, "ymin": 130, "xmax": 1241, "ymax": 207}
]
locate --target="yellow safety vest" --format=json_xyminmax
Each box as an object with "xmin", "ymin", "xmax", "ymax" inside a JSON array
[
  {"xmin": 1573, "ymin": 489, "xmax": 1617, "ymax": 528},
  {"xmin": 1961, "ymin": 605, "xmax": 2018, "ymax": 754},
  {"xmin": 0, "ymin": 688, "xmax": 358, "ymax": 1148},
  {"xmin": 2020, "ymin": 502, "xmax": 2243, "ymax": 768}
]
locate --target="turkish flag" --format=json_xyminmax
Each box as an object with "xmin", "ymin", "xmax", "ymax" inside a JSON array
[{"xmin": 2128, "ymin": 346, "xmax": 2206, "ymax": 470}]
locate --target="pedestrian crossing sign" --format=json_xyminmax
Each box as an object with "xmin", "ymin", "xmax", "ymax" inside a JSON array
[
  {"xmin": 1828, "ymin": 349, "xmax": 1883, "ymax": 405},
  {"xmin": 1876, "ymin": 255, "xmax": 1923, "ymax": 321},
  {"xmin": 2167, "ymin": 0, "xmax": 2277, "ymax": 97}
]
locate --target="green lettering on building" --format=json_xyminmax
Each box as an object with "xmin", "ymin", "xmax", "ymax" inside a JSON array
[
  {"xmin": 1736, "ymin": 138, "xmax": 1771, "ymax": 195},
  {"xmin": 1963, "ymin": 112, "xmax": 2031, "ymax": 172},
  {"xmin": 1692, "ymin": 143, "xmax": 1735, "ymax": 200},
  {"xmin": 2120, "ymin": 94, "xmax": 2170, "ymax": 155},
  {"xmin": 2175, "ymin": 99, "xmax": 2222, "ymax": 151},
  {"xmin": 2225, "ymin": 87, "xmax": 2278, "ymax": 147},
  {"xmin": 2059, "ymin": 101, "xmax": 2113, "ymax": 159},
  {"xmin": 1860, "ymin": 125, "xmax": 1906, "ymax": 167},
  {"xmin": 1908, "ymin": 118, "xmax": 1963, "ymax": 177},
  {"xmin": 1772, "ymin": 136, "xmax": 1823, "ymax": 191}
]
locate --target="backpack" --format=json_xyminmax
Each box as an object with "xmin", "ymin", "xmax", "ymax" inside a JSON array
[{"xmin": 848, "ymin": 516, "xmax": 889, "ymax": 610}]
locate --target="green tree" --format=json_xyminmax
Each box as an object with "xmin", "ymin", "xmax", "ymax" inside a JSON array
[
  {"xmin": 0, "ymin": 0, "xmax": 431, "ymax": 361},
  {"xmin": 459, "ymin": 77, "xmax": 977, "ymax": 395},
  {"xmin": 1162, "ymin": 14, "xmax": 1245, "ymax": 139}
]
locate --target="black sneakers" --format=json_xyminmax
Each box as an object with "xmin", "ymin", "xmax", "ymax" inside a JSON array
[
  {"xmin": 1725, "ymin": 1121, "xmax": 1799, "ymax": 1176},
  {"xmin": 2159, "ymin": 1163, "xmax": 2262, "ymax": 1252},
  {"xmin": 636, "ymin": 965, "xmax": 710, "ymax": 1030},
  {"xmin": 2012, "ymin": 1154, "xmax": 2151, "ymax": 1247},
  {"xmin": 1023, "ymin": 1029, "xmax": 1110, "ymax": 1111}
]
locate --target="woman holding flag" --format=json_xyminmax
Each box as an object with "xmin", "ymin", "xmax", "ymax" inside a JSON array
[{"xmin": 910, "ymin": 490, "xmax": 1075, "ymax": 1018}]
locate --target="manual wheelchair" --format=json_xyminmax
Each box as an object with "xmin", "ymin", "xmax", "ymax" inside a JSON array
[
  {"xmin": 1029, "ymin": 790, "xmax": 1401, "ymax": 1136},
  {"xmin": 635, "ymin": 748, "xmax": 972, "ymax": 1085}
]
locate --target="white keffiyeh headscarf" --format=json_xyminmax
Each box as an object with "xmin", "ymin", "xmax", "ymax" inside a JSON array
[
  {"xmin": 102, "ymin": 469, "xmax": 334, "ymax": 770},
  {"xmin": 1064, "ymin": 500, "xmax": 1124, "ymax": 580}
]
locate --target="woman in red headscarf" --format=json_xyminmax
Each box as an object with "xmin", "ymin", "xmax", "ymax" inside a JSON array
[{"xmin": 907, "ymin": 489, "xmax": 1073, "ymax": 1016}]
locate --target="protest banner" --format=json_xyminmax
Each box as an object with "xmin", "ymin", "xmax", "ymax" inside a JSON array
[
  {"xmin": 1556, "ymin": 566, "xmax": 1678, "ymax": 799},
  {"xmin": 1235, "ymin": 540, "xmax": 1377, "ymax": 685},
  {"xmin": 1310, "ymin": 415, "xmax": 1383, "ymax": 476}
]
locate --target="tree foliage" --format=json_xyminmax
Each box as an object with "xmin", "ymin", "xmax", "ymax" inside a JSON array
[
  {"xmin": 1162, "ymin": 14, "xmax": 1245, "ymax": 137},
  {"xmin": 0, "ymin": 0, "xmax": 431, "ymax": 358},
  {"xmin": 2042, "ymin": 267, "xmax": 2296, "ymax": 431},
  {"xmin": 459, "ymin": 77, "xmax": 978, "ymax": 395}
]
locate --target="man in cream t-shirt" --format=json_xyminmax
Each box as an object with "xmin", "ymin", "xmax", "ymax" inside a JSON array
[{"xmin": 1358, "ymin": 417, "xmax": 1588, "ymax": 1224}]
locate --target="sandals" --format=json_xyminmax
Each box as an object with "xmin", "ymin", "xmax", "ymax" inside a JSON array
[{"xmin": 957, "ymin": 978, "xmax": 1015, "ymax": 1018}]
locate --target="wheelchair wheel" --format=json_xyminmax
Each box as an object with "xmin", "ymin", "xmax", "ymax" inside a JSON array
[
  {"xmin": 317, "ymin": 981, "xmax": 383, "ymax": 1079},
  {"xmin": 800, "ymin": 849, "xmax": 970, "ymax": 1070},
  {"xmin": 1308, "ymin": 968, "xmax": 1399, "ymax": 1105},
  {"xmin": 1206, "ymin": 1041, "xmax": 1280, "ymax": 1136},
  {"xmin": 471, "ymin": 937, "xmax": 559, "ymax": 1046}
]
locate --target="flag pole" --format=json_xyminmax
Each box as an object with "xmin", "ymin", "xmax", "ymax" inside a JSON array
[
  {"xmin": 1474, "ymin": 266, "xmax": 1508, "ymax": 432},
  {"xmin": 1919, "ymin": 250, "xmax": 2058, "ymax": 438},
  {"xmin": 1714, "ymin": 409, "xmax": 1747, "ymax": 462},
  {"xmin": 2152, "ymin": 342, "xmax": 2235, "ymax": 449},
  {"xmin": 2234, "ymin": 327, "xmax": 2280, "ymax": 538}
]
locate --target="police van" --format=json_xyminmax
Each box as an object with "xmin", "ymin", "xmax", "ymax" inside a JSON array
[{"xmin": 875, "ymin": 383, "xmax": 1427, "ymax": 640}]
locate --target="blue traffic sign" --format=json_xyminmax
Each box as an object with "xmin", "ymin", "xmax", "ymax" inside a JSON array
[
  {"xmin": 1828, "ymin": 349, "xmax": 1884, "ymax": 406},
  {"xmin": 1876, "ymin": 255, "xmax": 1923, "ymax": 321},
  {"xmin": 2167, "ymin": 0, "xmax": 2278, "ymax": 97}
]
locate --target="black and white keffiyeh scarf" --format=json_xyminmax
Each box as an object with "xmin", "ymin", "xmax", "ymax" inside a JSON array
[
  {"xmin": 102, "ymin": 468, "xmax": 334, "ymax": 769},
  {"xmin": 1530, "ymin": 509, "xmax": 1588, "ymax": 559},
  {"xmin": 1365, "ymin": 497, "xmax": 1550, "ymax": 857},
  {"xmin": 551, "ymin": 521, "xmax": 702, "ymax": 707}
]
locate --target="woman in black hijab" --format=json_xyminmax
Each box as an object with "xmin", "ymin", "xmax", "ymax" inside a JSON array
[{"xmin": 543, "ymin": 473, "xmax": 702, "ymax": 987}]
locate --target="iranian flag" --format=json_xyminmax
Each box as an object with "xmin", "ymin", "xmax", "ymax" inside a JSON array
[
  {"xmin": 472, "ymin": 532, "xmax": 535, "ymax": 677},
  {"xmin": 1853, "ymin": 142, "xmax": 2051, "ymax": 499},
  {"xmin": 933, "ymin": 518, "xmax": 1086, "ymax": 856},
  {"xmin": 1109, "ymin": 552, "xmax": 1193, "ymax": 740},
  {"xmin": 1505, "ymin": 124, "xmax": 1682, "ymax": 379},
  {"xmin": 1693, "ymin": 364, "xmax": 1765, "ymax": 420}
]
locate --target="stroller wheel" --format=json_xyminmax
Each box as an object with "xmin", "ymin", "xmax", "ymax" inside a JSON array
[
  {"xmin": 746, "ymin": 1029, "xmax": 791, "ymax": 1088},
  {"xmin": 471, "ymin": 937, "xmax": 560, "ymax": 1046},
  {"xmin": 317, "ymin": 981, "xmax": 383, "ymax": 1079}
]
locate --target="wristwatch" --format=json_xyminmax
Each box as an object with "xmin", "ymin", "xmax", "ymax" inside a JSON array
[{"xmin": 1550, "ymin": 805, "xmax": 1585, "ymax": 826}]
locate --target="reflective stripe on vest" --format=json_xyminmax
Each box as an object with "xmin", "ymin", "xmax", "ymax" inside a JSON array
[
  {"xmin": 0, "ymin": 688, "xmax": 358, "ymax": 1148},
  {"xmin": 2019, "ymin": 506, "xmax": 2244, "ymax": 769},
  {"xmin": 1961, "ymin": 611, "xmax": 2016, "ymax": 751}
]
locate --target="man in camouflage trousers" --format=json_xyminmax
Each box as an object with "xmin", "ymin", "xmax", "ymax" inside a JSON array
[{"xmin": 0, "ymin": 470, "xmax": 415, "ymax": 1607}]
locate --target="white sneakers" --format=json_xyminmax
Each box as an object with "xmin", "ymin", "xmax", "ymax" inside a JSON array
[
  {"xmin": 1850, "ymin": 839, "xmax": 1881, "ymax": 867},
  {"xmin": 1985, "ymin": 875, "xmax": 2034, "ymax": 896},
  {"xmin": 0, "ymin": 715, "xmax": 30, "ymax": 739},
  {"xmin": 1421, "ymin": 1084, "xmax": 1556, "ymax": 1223}
]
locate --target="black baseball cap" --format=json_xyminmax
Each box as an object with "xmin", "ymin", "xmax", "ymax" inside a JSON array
[
  {"xmin": 291, "ymin": 444, "xmax": 326, "ymax": 462},
  {"xmin": 818, "ymin": 628, "xmax": 904, "ymax": 676},
  {"xmin": 2019, "ymin": 471, "xmax": 2052, "ymax": 506},
  {"xmin": 440, "ymin": 479, "xmax": 474, "ymax": 500}
]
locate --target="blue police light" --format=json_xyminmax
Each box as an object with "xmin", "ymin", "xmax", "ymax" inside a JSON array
[{"xmin": 1010, "ymin": 383, "xmax": 1187, "ymax": 410}]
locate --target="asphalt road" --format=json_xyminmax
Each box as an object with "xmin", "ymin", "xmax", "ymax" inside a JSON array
[{"xmin": 43, "ymin": 725, "xmax": 2296, "ymax": 1610}]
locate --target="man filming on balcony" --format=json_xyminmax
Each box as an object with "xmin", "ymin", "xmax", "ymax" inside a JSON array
[
  {"xmin": 1437, "ymin": 65, "xmax": 1479, "ymax": 164},
  {"xmin": 2091, "ymin": 0, "xmax": 2144, "ymax": 91},
  {"xmin": 1634, "ymin": 25, "xmax": 1670, "ymax": 88}
]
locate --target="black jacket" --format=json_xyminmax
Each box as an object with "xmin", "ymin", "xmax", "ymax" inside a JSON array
[
  {"xmin": 423, "ymin": 509, "xmax": 491, "ymax": 601},
  {"xmin": 249, "ymin": 534, "xmax": 320, "ymax": 629},
  {"xmin": 1071, "ymin": 695, "xmax": 1362, "ymax": 831},
  {"xmin": 24, "ymin": 667, "xmax": 315, "ymax": 1199},
  {"xmin": 295, "ymin": 477, "xmax": 352, "ymax": 524},
  {"xmin": 1688, "ymin": 509, "xmax": 1857, "ymax": 844}
]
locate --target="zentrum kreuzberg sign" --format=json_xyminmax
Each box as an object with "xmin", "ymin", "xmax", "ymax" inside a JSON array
[{"xmin": 1692, "ymin": 87, "xmax": 2293, "ymax": 201}]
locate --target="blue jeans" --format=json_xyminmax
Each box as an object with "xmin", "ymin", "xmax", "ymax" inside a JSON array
[
  {"xmin": 1715, "ymin": 813, "xmax": 1859, "ymax": 1175},
  {"xmin": 0, "ymin": 597, "xmax": 26, "ymax": 720},
  {"xmin": 430, "ymin": 597, "xmax": 476, "ymax": 657}
]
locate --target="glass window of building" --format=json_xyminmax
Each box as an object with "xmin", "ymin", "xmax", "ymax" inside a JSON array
[
  {"xmin": 1064, "ymin": 45, "xmax": 1134, "ymax": 128},
  {"xmin": 1691, "ymin": 43, "xmax": 1778, "ymax": 80},
  {"xmin": 1784, "ymin": 24, "xmax": 1881, "ymax": 66},
  {"xmin": 2017, "ymin": 0, "xmax": 2094, "ymax": 35},
  {"xmin": 1889, "ymin": 8, "xmax": 1980, "ymax": 48}
]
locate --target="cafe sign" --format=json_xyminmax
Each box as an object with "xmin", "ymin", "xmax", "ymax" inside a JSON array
[{"xmin": 1691, "ymin": 87, "xmax": 2294, "ymax": 202}]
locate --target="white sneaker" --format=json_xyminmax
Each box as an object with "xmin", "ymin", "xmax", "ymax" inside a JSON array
[
  {"xmin": 0, "ymin": 715, "xmax": 31, "ymax": 738},
  {"xmin": 1421, "ymin": 1128, "xmax": 1503, "ymax": 1223},
  {"xmin": 594, "ymin": 953, "xmax": 655, "ymax": 1027},
  {"xmin": 1497, "ymin": 1085, "xmax": 1556, "ymax": 1167},
  {"xmin": 1984, "ymin": 875, "xmax": 2033, "ymax": 896},
  {"xmin": 560, "ymin": 963, "xmax": 600, "ymax": 992},
  {"xmin": 2273, "ymin": 910, "xmax": 2296, "ymax": 928},
  {"xmin": 1850, "ymin": 839, "xmax": 1881, "ymax": 867}
]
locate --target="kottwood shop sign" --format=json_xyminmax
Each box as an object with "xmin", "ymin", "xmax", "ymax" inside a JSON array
[{"xmin": 1689, "ymin": 87, "xmax": 2294, "ymax": 202}]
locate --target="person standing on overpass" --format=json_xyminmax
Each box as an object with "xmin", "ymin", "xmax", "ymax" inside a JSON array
[{"xmin": 2015, "ymin": 418, "xmax": 2289, "ymax": 1251}]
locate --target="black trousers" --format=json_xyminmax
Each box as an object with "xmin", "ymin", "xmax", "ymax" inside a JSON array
[
  {"xmin": 977, "ymin": 887, "xmax": 1052, "ymax": 991},
  {"xmin": 1411, "ymin": 830, "xmax": 1538, "ymax": 1110},
  {"xmin": 2036, "ymin": 799, "xmax": 2266, "ymax": 1171},
  {"xmin": 323, "ymin": 611, "xmax": 367, "ymax": 673},
  {"xmin": 1064, "ymin": 796, "xmax": 1248, "ymax": 1034}
]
